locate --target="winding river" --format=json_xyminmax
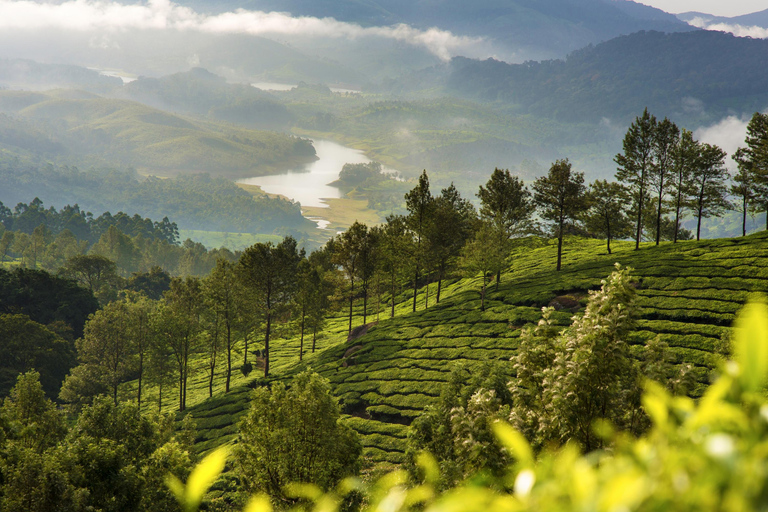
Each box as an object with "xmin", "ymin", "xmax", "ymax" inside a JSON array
[{"xmin": 237, "ymin": 139, "xmax": 379, "ymax": 229}]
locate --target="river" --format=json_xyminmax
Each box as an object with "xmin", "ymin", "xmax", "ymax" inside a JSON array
[{"xmin": 237, "ymin": 139, "xmax": 379, "ymax": 229}]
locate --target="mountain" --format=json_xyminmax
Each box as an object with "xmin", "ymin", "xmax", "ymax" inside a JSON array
[
  {"xmin": 0, "ymin": 90, "xmax": 316, "ymax": 178},
  {"xmin": 678, "ymin": 9, "xmax": 768, "ymax": 29},
  {"xmin": 177, "ymin": 0, "xmax": 694, "ymax": 60},
  {"xmin": 0, "ymin": 59, "xmax": 121, "ymax": 93},
  {"xmin": 442, "ymin": 30, "xmax": 768, "ymax": 124},
  {"xmin": 115, "ymin": 68, "xmax": 294, "ymax": 131}
]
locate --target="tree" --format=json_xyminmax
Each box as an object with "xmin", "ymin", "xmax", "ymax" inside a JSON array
[
  {"xmin": 477, "ymin": 168, "xmax": 533, "ymax": 285},
  {"xmin": 407, "ymin": 363, "xmax": 512, "ymax": 488},
  {"xmin": 539, "ymin": 265, "xmax": 642, "ymax": 451},
  {"xmin": 427, "ymin": 183, "xmax": 477, "ymax": 300},
  {"xmin": 461, "ymin": 222, "xmax": 507, "ymax": 311},
  {"xmin": 1, "ymin": 371, "xmax": 66, "ymax": 452},
  {"xmin": 379, "ymin": 215, "xmax": 412, "ymax": 318},
  {"xmin": 405, "ymin": 170, "xmax": 434, "ymax": 312},
  {"xmin": 234, "ymin": 371, "xmax": 361, "ymax": 505},
  {"xmin": 583, "ymin": 180, "xmax": 632, "ymax": 254},
  {"xmin": 0, "ymin": 314, "xmax": 73, "ymax": 399},
  {"xmin": 154, "ymin": 277, "xmax": 203, "ymax": 411},
  {"xmin": 332, "ymin": 222, "xmax": 368, "ymax": 335},
  {"xmin": 90, "ymin": 225, "xmax": 140, "ymax": 277},
  {"xmin": 0, "ymin": 230, "xmax": 14, "ymax": 265},
  {"xmin": 203, "ymin": 259, "xmax": 241, "ymax": 393},
  {"xmin": 616, "ymin": 108, "xmax": 657, "ymax": 249},
  {"xmin": 741, "ymin": 112, "xmax": 768, "ymax": 228},
  {"xmin": 533, "ymin": 159, "xmax": 588, "ymax": 271},
  {"xmin": 669, "ymin": 129, "xmax": 699, "ymax": 242},
  {"xmin": 649, "ymin": 118, "xmax": 680, "ymax": 245},
  {"xmin": 59, "ymin": 254, "xmax": 120, "ymax": 304},
  {"xmin": 239, "ymin": 237, "xmax": 302, "ymax": 378},
  {"xmin": 64, "ymin": 300, "xmax": 135, "ymax": 406},
  {"xmin": 126, "ymin": 266, "xmax": 171, "ymax": 300},
  {"xmin": 691, "ymin": 143, "xmax": 730, "ymax": 241},
  {"xmin": 732, "ymin": 147, "xmax": 757, "ymax": 237}
]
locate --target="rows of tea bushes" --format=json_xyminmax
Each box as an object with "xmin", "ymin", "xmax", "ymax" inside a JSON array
[{"xmin": 183, "ymin": 233, "xmax": 768, "ymax": 469}]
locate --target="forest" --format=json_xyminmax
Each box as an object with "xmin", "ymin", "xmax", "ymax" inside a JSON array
[{"xmin": 3, "ymin": 106, "xmax": 768, "ymax": 510}]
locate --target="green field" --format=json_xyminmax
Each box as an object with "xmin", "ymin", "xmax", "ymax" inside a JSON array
[{"xmin": 144, "ymin": 232, "xmax": 768, "ymax": 473}]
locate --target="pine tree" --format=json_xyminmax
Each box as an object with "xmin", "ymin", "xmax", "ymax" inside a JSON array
[
  {"xmin": 583, "ymin": 180, "xmax": 632, "ymax": 254},
  {"xmin": 533, "ymin": 159, "xmax": 588, "ymax": 271},
  {"xmin": 616, "ymin": 109, "xmax": 657, "ymax": 249},
  {"xmin": 404, "ymin": 171, "xmax": 434, "ymax": 312},
  {"xmin": 649, "ymin": 118, "xmax": 680, "ymax": 245},
  {"xmin": 691, "ymin": 143, "xmax": 730, "ymax": 241}
]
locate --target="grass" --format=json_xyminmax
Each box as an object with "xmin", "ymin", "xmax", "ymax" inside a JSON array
[{"xmin": 123, "ymin": 232, "xmax": 768, "ymax": 472}]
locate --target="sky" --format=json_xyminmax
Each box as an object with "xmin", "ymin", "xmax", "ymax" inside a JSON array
[{"xmin": 638, "ymin": 1, "xmax": 765, "ymax": 17}]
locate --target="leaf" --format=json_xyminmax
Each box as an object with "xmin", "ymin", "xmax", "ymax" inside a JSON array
[
  {"xmin": 492, "ymin": 420, "xmax": 533, "ymax": 468},
  {"xmin": 733, "ymin": 300, "xmax": 768, "ymax": 393},
  {"xmin": 243, "ymin": 494, "xmax": 272, "ymax": 512},
  {"xmin": 416, "ymin": 451, "xmax": 440, "ymax": 485},
  {"xmin": 185, "ymin": 446, "xmax": 230, "ymax": 510}
]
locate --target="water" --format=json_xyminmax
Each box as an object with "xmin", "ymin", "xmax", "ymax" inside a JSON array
[{"xmin": 238, "ymin": 139, "xmax": 375, "ymax": 209}]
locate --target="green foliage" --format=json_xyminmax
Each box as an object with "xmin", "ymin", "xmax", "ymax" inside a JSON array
[{"xmin": 234, "ymin": 371, "xmax": 361, "ymax": 504}]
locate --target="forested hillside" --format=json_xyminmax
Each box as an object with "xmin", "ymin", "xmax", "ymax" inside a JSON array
[
  {"xmin": 446, "ymin": 30, "xmax": 768, "ymax": 124},
  {"xmin": 0, "ymin": 90, "xmax": 316, "ymax": 178}
]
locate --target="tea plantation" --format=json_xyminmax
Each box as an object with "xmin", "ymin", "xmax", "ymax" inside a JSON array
[{"xmin": 182, "ymin": 232, "xmax": 768, "ymax": 471}]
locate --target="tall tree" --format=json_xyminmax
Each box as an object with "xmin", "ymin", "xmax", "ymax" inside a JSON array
[
  {"xmin": 332, "ymin": 222, "xmax": 367, "ymax": 335},
  {"xmin": 742, "ymin": 112, "xmax": 768, "ymax": 228},
  {"xmin": 461, "ymin": 221, "xmax": 507, "ymax": 311},
  {"xmin": 155, "ymin": 277, "xmax": 203, "ymax": 411},
  {"xmin": 476, "ymin": 169, "xmax": 533, "ymax": 285},
  {"xmin": 616, "ymin": 108, "xmax": 657, "ymax": 249},
  {"xmin": 691, "ymin": 143, "xmax": 730, "ymax": 241},
  {"xmin": 404, "ymin": 170, "xmax": 434, "ymax": 312},
  {"xmin": 670, "ymin": 129, "xmax": 699, "ymax": 242},
  {"xmin": 203, "ymin": 258, "xmax": 241, "ymax": 393},
  {"xmin": 649, "ymin": 118, "xmax": 680, "ymax": 245},
  {"xmin": 379, "ymin": 214, "xmax": 412, "ymax": 318},
  {"xmin": 428, "ymin": 183, "xmax": 477, "ymax": 300},
  {"xmin": 583, "ymin": 180, "xmax": 632, "ymax": 254},
  {"xmin": 533, "ymin": 159, "xmax": 588, "ymax": 271},
  {"xmin": 732, "ymin": 147, "xmax": 757, "ymax": 237},
  {"xmin": 239, "ymin": 237, "xmax": 302, "ymax": 378}
]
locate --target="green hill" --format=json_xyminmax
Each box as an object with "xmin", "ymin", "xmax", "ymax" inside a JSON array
[
  {"xmin": 0, "ymin": 90, "xmax": 316, "ymax": 178},
  {"xmin": 175, "ymin": 232, "xmax": 768, "ymax": 471}
]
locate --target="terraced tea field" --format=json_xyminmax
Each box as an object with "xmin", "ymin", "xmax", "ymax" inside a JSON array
[{"xmin": 184, "ymin": 232, "xmax": 768, "ymax": 471}]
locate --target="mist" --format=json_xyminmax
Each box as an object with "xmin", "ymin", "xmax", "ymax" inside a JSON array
[
  {"xmin": 0, "ymin": 0, "xmax": 490, "ymax": 63},
  {"xmin": 694, "ymin": 115, "xmax": 754, "ymax": 170},
  {"xmin": 687, "ymin": 17, "xmax": 768, "ymax": 39}
]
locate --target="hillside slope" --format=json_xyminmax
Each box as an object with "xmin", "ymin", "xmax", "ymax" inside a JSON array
[
  {"xmin": 445, "ymin": 30, "xmax": 768, "ymax": 124},
  {"xmin": 184, "ymin": 232, "xmax": 768, "ymax": 469},
  {"xmin": 0, "ymin": 90, "xmax": 316, "ymax": 178}
]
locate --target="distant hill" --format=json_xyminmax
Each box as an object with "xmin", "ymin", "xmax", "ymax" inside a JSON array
[
  {"xmin": 0, "ymin": 90, "xmax": 316, "ymax": 178},
  {"xmin": 0, "ymin": 59, "xmax": 121, "ymax": 93},
  {"xmin": 178, "ymin": 0, "xmax": 694, "ymax": 59},
  {"xmin": 444, "ymin": 30, "xmax": 768, "ymax": 124},
  {"xmin": 678, "ymin": 9, "xmax": 768, "ymax": 29},
  {"xmin": 116, "ymin": 68, "xmax": 294, "ymax": 130}
]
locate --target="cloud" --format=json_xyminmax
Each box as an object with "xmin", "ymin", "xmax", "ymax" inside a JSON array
[
  {"xmin": 694, "ymin": 115, "xmax": 751, "ymax": 169},
  {"xmin": 0, "ymin": 0, "xmax": 484, "ymax": 61},
  {"xmin": 687, "ymin": 17, "xmax": 768, "ymax": 39}
]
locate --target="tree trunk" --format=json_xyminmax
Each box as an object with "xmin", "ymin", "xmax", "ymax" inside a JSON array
[
  {"xmin": 137, "ymin": 353, "xmax": 143, "ymax": 411},
  {"xmin": 556, "ymin": 218, "xmax": 564, "ymax": 271},
  {"xmin": 312, "ymin": 326, "xmax": 317, "ymax": 353},
  {"xmin": 391, "ymin": 274, "xmax": 397, "ymax": 318},
  {"xmin": 606, "ymin": 218, "xmax": 612, "ymax": 255},
  {"xmin": 425, "ymin": 278, "xmax": 429, "ymax": 309},
  {"xmin": 655, "ymin": 185, "xmax": 664, "ymax": 245},
  {"xmin": 481, "ymin": 277, "xmax": 486, "ymax": 312},
  {"xmin": 412, "ymin": 269, "xmax": 419, "ymax": 312},
  {"xmin": 697, "ymin": 185, "xmax": 705, "ymax": 241},
  {"xmin": 673, "ymin": 184, "xmax": 682, "ymax": 243},
  {"xmin": 348, "ymin": 276, "xmax": 354, "ymax": 335},
  {"xmin": 225, "ymin": 321, "xmax": 231, "ymax": 393},
  {"xmin": 264, "ymin": 311, "xmax": 271, "ymax": 378},
  {"xmin": 299, "ymin": 309, "xmax": 305, "ymax": 362},
  {"xmin": 635, "ymin": 187, "xmax": 644, "ymax": 250},
  {"xmin": 743, "ymin": 197, "xmax": 748, "ymax": 237},
  {"xmin": 436, "ymin": 267, "xmax": 443, "ymax": 304},
  {"xmin": 363, "ymin": 288, "xmax": 368, "ymax": 325}
]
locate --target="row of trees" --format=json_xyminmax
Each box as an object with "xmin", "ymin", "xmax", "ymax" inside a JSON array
[{"xmin": 0, "ymin": 198, "xmax": 178, "ymax": 244}]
